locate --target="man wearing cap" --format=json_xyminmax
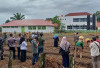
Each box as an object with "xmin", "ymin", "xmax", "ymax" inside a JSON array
[{"xmin": 74, "ymin": 36, "xmax": 84, "ymax": 58}]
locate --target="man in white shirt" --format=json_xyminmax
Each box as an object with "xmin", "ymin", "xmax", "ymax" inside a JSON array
[{"xmin": 89, "ymin": 36, "xmax": 100, "ymax": 68}]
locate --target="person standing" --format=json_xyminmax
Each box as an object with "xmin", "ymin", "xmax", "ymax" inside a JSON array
[
  {"xmin": 59, "ymin": 36, "xmax": 70, "ymax": 68},
  {"xmin": 16, "ymin": 33, "xmax": 21, "ymax": 59},
  {"xmin": 31, "ymin": 37, "xmax": 39, "ymax": 65},
  {"xmin": 20, "ymin": 36, "xmax": 27, "ymax": 62},
  {"xmin": 74, "ymin": 32, "xmax": 79, "ymax": 44},
  {"xmin": 53, "ymin": 34, "xmax": 59, "ymax": 47},
  {"xmin": 89, "ymin": 36, "xmax": 100, "ymax": 68},
  {"xmin": 7, "ymin": 34, "xmax": 16, "ymax": 59},
  {"xmin": 38, "ymin": 33, "xmax": 45, "ymax": 58},
  {"xmin": 3, "ymin": 32, "xmax": 7, "ymax": 45},
  {"xmin": 0, "ymin": 36, "xmax": 4, "ymax": 60}
]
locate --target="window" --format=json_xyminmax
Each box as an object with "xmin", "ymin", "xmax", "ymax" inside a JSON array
[
  {"xmin": 28, "ymin": 26, "xmax": 32, "ymax": 30},
  {"xmin": 33, "ymin": 26, "xmax": 36, "ymax": 30},
  {"xmin": 38, "ymin": 26, "xmax": 42, "ymax": 30},
  {"xmin": 80, "ymin": 18, "xmax": 87, "ymax": 22},
  {"xmin": 42, "ymin": 26, "xmax": 46, "ymax": 30},
  {"xmin": 73, "ymin": 18, "xmax": 79, "ymax": 22},
  {"xmin": 73, "ymin": 18, "xmax": 87, "ymax": 22},
  {"xmin": 7, "ymin": 26, "xmax": 10, "ymax": 28},
  {"xmin": 14, "ymin": 26, "xmax": 18, "ymax": 28},
  {"xmin": 11, "ymin": 26, "xmax": 15, "ymax": 28}
]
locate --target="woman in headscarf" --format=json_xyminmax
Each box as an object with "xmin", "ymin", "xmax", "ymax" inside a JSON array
[
  {"xmin": 53, "ymin": 34, "xmax": 59, "ymax": 47},
  {"xmin": 59, "ymin": 36, "xmax": 70, "ymax": 68}
]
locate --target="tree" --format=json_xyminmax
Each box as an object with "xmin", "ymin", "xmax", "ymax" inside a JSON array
[
  {"xmin": 5, "ymin": 19, "xmax": 10, "ymax": 23},
  {"xmin": 94, "ymin": 11, "xmax": 100, "ymax": 22},
  {"xmin": 60, "ymin": 23, "xmax": 66, "ymax": 32},
  {"xmin": 10, "ymin": 13, "xmax": 25, "ymax": 20}
]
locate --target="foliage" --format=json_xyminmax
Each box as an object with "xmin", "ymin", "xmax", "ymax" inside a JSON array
[
  {"xmin": 52, "ymin": 16, "xmax": 61, "ymax": 32},
  {"xmin": 5, "ymin": 19, "xmax": 10, "ymax": 23},
  {"xmin": 10, "ymin": 13, "xmax": 25, "ymax": 20},
  {"xmin": 59, "ymin": 23, "xmax": 66, "ymax": 32},
  {"xmin": 94, "ymin": 11, "xmax": 100, "ymax": 22}
]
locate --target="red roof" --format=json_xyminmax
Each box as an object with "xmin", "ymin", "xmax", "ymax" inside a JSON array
[
  {"xmin": 65, "ymin": 12, "xmax": 92, "ymax": 16},
  {"xmin": 97, "ymin": 21, "xmax": 100, "ymax": 27},
  {"xmin": 0, "ymin": 19, "xmax": 54, "ymax": 26}
]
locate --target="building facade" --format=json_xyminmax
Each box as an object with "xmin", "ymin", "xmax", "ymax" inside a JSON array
[
  {"xmin": 59, "ymin": 12, "xmax": 96, "ymax": 30},
  {"xmin": 1, "ymin": 19, "xmax": 54, "ymax": 33}
]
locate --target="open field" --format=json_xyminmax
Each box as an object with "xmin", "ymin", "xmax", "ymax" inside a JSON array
[{"xmin": 0, "ymin": 32, "xmax": 99, "ymax": 68}]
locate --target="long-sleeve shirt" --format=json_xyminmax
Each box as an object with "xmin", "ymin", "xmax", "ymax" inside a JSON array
[
  {"xmin": 7, "ymin": 37, "xmax": 16, "ymax": 47},
  {"xmin": 20, "ymin": 41, "xmax": 27, "ymax": 50},
  {"xmin": 89, "ymin": 41, "xmax": 100, "ymax": 57}
]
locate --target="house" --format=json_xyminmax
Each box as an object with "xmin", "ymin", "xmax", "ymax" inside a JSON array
[
  {"xmin": 0, "ymin": 19, "xmax": 54, "ymax": 33},
  {"xmin": 59, "ymin": 12, "xmax": 96, "ymax": 30}
]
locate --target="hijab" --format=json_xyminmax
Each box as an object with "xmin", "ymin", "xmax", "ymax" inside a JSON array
[{"xmin": 60, "ymin": 36, "xmax": 70, "ymax": 51}]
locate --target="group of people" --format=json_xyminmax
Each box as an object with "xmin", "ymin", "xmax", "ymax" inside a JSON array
[
  {"xmin": 0, "ymin": 32, "xmax": 45, "ymax": 65},
  {"xmin": 1, "ymin": 32, "xmax": 100, "ymax": 68},
  {"xmin": 73, "ymin": 32, "xmax": 100, "ymax": 68}
]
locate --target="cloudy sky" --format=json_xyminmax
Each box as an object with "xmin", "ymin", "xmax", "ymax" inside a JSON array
[{"xmin": 0, "ymin": 0, "xmax": 100, "ymax": 24}]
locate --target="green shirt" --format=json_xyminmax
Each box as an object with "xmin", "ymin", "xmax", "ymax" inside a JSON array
[
  {"xmin": 74, "ymin": 35, "xmax": 79, "ymax": 42},
  {"xmin": 38, "ymin": 37, "xmax": 45, "ymax": 46},
  {"xmin": 75, "ymin": 41, "xmax": 84, "ymax": 49}
]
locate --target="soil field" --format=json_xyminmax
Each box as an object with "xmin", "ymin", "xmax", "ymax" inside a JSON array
[{"xmin": 0, "ymin": 33, "xmax": 99, "ymax": 68}]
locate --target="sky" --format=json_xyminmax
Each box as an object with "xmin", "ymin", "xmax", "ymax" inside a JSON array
[{"xmin": 0, "ymin": 0, "xmax": 100, "ymax": 25}]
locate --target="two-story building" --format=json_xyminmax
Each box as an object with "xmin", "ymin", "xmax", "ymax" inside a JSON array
[{"xmin": 59, "ymin": 12, "xmax": 96, "ymax": 30}]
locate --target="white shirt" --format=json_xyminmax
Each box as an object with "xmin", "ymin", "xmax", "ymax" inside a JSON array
[
  {"xmin": 20, "ymin": 41, "xmax": 27, "ymax": 50},
  {"xmin": 89, "ymin": 41, "xmax": 100, "ymax": 56}
]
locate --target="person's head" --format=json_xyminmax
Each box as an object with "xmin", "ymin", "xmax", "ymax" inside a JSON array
[
  {"xmin": 34, "ymin": 37, "xmax": 38, "ymax": 41},
  {"xmin": 40, "ymin": 33, "xmax": 43, "ymax": 37},
  {"xmin": 79, "ymin": 36, "xmax": 84, "ymax": 42},
  {"xmin": 10, "ymin": 33, "xmax": 13, "ymax": 37},
  {"xmin": 19, "ymin": 33, "xmax": 21, "ymax": 37},
  {"xmin": 76, "ymin": 32, "xmax": 78, "ymax": 35},
  {"xmin": 92, "ymin": 36, "xmax": 96, "ymax": 41},
  {"xmin": 96, "ymin": 36, "xmax": 99, "ymax": 39}
]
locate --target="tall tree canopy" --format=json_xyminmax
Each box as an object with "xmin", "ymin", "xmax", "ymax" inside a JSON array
[
  {"xmin": 5, "ymin": 19, "xmax": 10, "ymax": 23},
  {"xmin": 94, "ymin": 11, "xmax": 100, "ymax": 22},
  {"xmin": 10, "ymin": 13, "xmax": 25, "ymax": 20}
]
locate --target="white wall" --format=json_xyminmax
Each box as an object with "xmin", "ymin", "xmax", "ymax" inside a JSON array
[
  {"xmin": 25, "ymin": 26, "xmax": 54, "ymax": 33},
  {"xmin": 2, "ymin": 27, "xmax": 21, "ymax": 33},
  {"xmin": 59, "ymin": 15, "xmax": 93, "ymax": 30},
  {"xmin": 2, "ymin": 26, "xmax": 54, "ymax": 33}
]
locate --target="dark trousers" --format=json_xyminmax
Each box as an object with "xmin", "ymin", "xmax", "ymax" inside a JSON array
[
  {"xmin": 32, "ymin": 53, "xmax": 38, "ymax": 65},
  {"xmin": 21, "ymin": 50, "xmax": 26, "ymax": 62},
  {"xmin": 62, "ymin": 53, "xmax": 69, "ymax": 67},
  {"xmin": 38, "ymin": 46, "xmax": 44, "ymax": 59},
  {"xmin": 0, "ymin": 46, "xmax": 4, "ymax": 60},
  {"xmin": 9, "ymin": 47, "xmax": 16, "ymax": 59},
  {"xmin": 17, "ymin": 47, "xmax": 20, "ymax": 59},
  {"xmin": 54, "ymin": 41, "xmax": 58, "ymax": 47}
]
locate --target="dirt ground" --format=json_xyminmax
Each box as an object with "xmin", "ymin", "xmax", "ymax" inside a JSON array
[{"xmin": 0, "ymin": 33, "xmax": 99, "ymax": 68}]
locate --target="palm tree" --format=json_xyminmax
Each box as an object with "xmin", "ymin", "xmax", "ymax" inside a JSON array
[{"xmin": 10, "ymin": 13, "xmax": 25, "ymax": 20}]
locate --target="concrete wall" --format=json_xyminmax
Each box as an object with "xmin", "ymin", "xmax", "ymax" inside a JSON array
[
  {"xmin": 59, "ymin": 15, "xmax": 93, "ymax": 30},
  {"xmin": 2, "ymin": 26, "xmax": 54, "ymax": 33}
]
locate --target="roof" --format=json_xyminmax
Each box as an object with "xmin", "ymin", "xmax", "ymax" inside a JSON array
[
  {"xmin": 65, "ymin": 12, "xmax": 92, "ymax": 16},
  {"xmin": 0, "ymin": 19, "xmax": 54, "ymax": 27},
  {"xmin": 97, "ymin": 21, "xmax": 100, "ymax": 27}
]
